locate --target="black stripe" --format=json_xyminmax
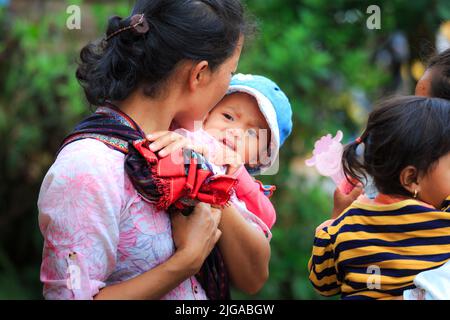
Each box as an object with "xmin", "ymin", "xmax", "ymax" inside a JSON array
[
  {"xmin": 334, "ymin": 205, "xmax": 436, "ymax": 225},
  {"xmin": 312, "ymin": 250, "xmax": 334, "ymax": 265},
  {"xmin": 343, "ymin": 264, "xmax": 443, "ymax": 278},
  {"xmin": 335, "ymin": 219, "xmax": 450, "ymax": 236},
  {"xmin": 312, "ymin": 266, "xmax": 337, "ymax": 281},
  {"xmin": 335, "ymin": 235, "xmax": 450, "ymax": 254},
  {"xmin": 337, "ymin": 251, "xmax": 450, "ymax": 270}
]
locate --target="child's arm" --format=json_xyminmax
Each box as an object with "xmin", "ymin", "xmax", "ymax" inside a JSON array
[
  {"xmin": 308, "ymin": 225, "xmax": 341, "ymax": 297},
  {"xmin": 217, "ymin": 203, "xmax": 271, "ymax": 295},
  {"xmin": 232, "ymin": 166, "xmax": 277, "ymax": 229}
]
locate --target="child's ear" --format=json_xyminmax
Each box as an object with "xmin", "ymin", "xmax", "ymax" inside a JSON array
[
  {"xmin": 399, "ymin": 165, "xmax": 420, "ymax": 195},
  {"xmin": 188, "ymin": 60, "xmax": 210, "ymax": 92}
]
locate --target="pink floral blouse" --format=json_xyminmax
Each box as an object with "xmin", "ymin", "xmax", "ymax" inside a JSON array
[{"xmin": 38, "ymin": 138, "xmax": 269, "ymax": 300}]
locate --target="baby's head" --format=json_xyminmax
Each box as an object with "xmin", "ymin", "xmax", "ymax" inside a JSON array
[
  {"xmin": 342, "ymin": 96, "xmax": 450, "ymax": 209},
  {"xmin": 203, "ymin": 74, "xmax": 293, "ymax": 174},
  {"xmin": 416, "ymin": 48, "xmax": 450, "ymax": 99}
]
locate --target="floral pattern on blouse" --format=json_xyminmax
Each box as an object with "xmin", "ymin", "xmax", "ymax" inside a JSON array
[{"xmin": 38, "ymin": 138, "xmax": 268, "ymax": 300}]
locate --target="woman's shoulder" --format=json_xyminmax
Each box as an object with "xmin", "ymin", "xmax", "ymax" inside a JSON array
[
  {"xmin": 41, "ymin": 138, "xmax": 127, "ymax": 202},
  {"xmin": 53, "ymin": 138, "xmax": 124, "ymax": 174},
  {"xmin": 38, "ymin": 138, "xmax": 132, "ymax": 227},
  {"xmin": 58, "ymin": 138, "xmax": 125, "ymax": 162}
]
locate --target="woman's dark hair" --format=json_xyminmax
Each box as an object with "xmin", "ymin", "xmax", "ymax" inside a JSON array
[
  {"xmin": 76, "ymin": 0, "xmax": 254, "ymax": 106},
  {"xmin": 427, "ymin": 48, "xmax": 450, "ymax": 100},
  {"xmin": 343, "ymin": 96, "xmax": 450, "ymax": 197}
]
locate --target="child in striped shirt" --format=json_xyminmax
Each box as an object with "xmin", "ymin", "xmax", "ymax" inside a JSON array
[{"xmin": 309, "ymin": 96, "xmax": 450, "ymax": 300}]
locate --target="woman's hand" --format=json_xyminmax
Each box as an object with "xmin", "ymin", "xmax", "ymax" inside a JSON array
[
  {"xmin": 94, "ymin": 203, "xmax": 221, "ymax": 300},
  {"xmin": 146, "ymin": 131, "xmax": 212, "ymax": 160},
  {"xmin": 171, "ymin": 203, "xmax": 222, "ymax": 276},
  {"xmin": 332, "ymin": 184, "xmax": 363, "ymax": 219},
  {"xmin": 146, "ymin": 131, "xmax": 195, "ymax": 157},
  {"xmin": 147, "ymin": 131, "xmax": 243, "ymax": 174}
]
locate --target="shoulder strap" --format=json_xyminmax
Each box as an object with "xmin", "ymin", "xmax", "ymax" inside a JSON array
[
  {"xmin": 57, "ymin": 104, "xmax": 145, "ymax": 156},
  {"xmin": 59, "ymin": 132, "xmax": 130, "ymax": 155}
]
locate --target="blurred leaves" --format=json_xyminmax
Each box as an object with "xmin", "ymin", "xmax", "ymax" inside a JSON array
[{"xmin": 0, "ymin": 0, "xmax": 130, "ymax": 299}]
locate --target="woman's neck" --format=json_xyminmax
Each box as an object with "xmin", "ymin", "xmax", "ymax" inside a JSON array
[{"xmin": 116, "ymin": 90, "xmax": 176, "ymax": 134}]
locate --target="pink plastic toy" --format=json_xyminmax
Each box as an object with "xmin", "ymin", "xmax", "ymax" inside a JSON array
[{"xmin": 305, "ymin": 131, "xmax": 354, "ymax": 194}]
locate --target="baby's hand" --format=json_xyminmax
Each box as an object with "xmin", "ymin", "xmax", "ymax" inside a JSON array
[
  {"xmin": 209, "ymin": 143, "xmax": 244, "ymax": 175},
  {"xmin": 332, "ymin": 184, "xmax": 363, "ymax": 219}
]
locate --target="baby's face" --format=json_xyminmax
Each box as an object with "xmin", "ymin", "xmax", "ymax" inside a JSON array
[
  {"xmin": 418, "ymin": 152, "xmax": 450, "ymax": 209},
  {"xmin": 203, "ymin": 92, "xmax": 270, "ymax": 167}
]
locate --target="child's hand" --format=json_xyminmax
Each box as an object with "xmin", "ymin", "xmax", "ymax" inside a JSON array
[
  {"xmin": 209, "ymin": 143, "xmax": 244, "ymax": 175},
  {"xmin": 332, "ymin": 184, "xmax": 363, "ymax": 219},
  {"xmin": 146, "ymin": 131, "xmax": 203, "ymax": 158}
]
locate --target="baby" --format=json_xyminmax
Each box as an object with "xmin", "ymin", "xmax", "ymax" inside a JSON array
[{"xmin": 147, "ymin": 74, "xmax": 293, "ymax": 232}]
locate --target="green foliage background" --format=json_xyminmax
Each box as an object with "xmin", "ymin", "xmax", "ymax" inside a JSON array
[{"xmin": 0, "ymin": 0, "xmax": 449, "ymax": 299}]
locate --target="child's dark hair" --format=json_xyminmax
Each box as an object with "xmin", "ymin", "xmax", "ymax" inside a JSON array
[
  {"xmin": 76, "ymin": 0, "xmax": 254, "ymax": 106},
  {"xmin": 343, "ymin": 96, "xmax": 450, "ymax": 197},
  {"xmin": 426, "ymin": 48, "xmax": 450, "ymax": 99}
]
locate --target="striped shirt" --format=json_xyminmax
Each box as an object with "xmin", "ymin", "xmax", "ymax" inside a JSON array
[{"xmin": 309, "ymin": 195, "xmax": 450, "ymax": 300}]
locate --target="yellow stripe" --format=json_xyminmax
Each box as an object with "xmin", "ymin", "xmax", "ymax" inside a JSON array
[
  {"xmin": 348, "ymin": 272, "xmax": 415, "ymax": 288},
  {"xmin": 336, "ymin": 227, "xmax": 450, "ymax": 243},
  {"xmin": 337, "ymin": 243, "xmax": 450, "ymax": 263},
  {"xmin": 311, "ymin": 257, "xmax": 336, "ymax": 274},
  {"xmin": 341, "ymin": 288, "xmax": 400, "ymax": 299},
  {"xmin": 351, "ymin": 199, "xmax": 430, "ymax": 212},
  {"xmin": 309, "ymin": 272, "xmax": 337, "ymax": 287},
  {"xmin": 313, "ymin": 286, "xmax": 341, "ymax": 297},
  {"xmin": 352, "ymin": 258, "xmax": 448, "ymax": 271},
  {"xmin": 327, "ymin": 211, "xmax": 450, "ymax": 234}
]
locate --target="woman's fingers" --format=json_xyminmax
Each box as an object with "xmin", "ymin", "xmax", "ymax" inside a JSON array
[
  {"xmin": 148, "ymin": 132, "xmax": 184, "ymax": 152},
  {"xmin": 158, "ymin": 139, "xmax": 189, "ymax": 157},
  {"xmin": 146, "ymin": 131, "xmax": 169, "ymax": 142}
]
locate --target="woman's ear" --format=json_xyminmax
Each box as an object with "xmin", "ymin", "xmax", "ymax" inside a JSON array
[
  {"xmin": 188, "ymin": 60, "xmax": 210, "ymax": 92},
  {"xmin": 399, "ymin": 165, "xmax": 420, "ymax": 195}
]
